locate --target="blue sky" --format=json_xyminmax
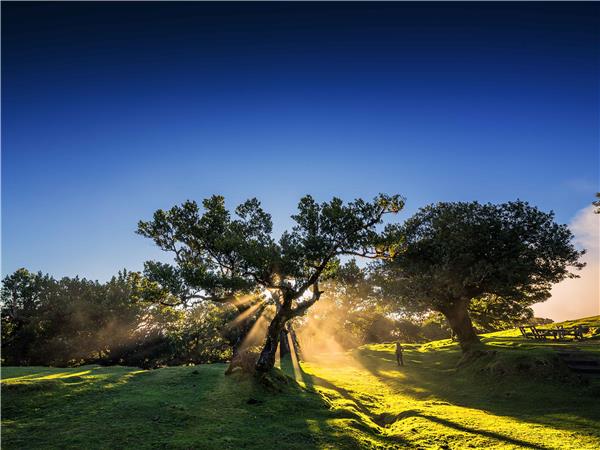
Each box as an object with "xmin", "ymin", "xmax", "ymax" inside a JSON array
[{"xmin": 2, "ymin": 2, "xmax": 599, "ymax": 282}]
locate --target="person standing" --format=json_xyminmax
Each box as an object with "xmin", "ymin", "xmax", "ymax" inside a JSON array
[{"xmin": 395, "ymin": 341, "xmax": 404, "ymax": 366}]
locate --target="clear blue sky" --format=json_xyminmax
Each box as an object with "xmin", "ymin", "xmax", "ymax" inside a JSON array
[{"xmin": 2, "ymin": 2, "xmax": 599, "ymax": 281}]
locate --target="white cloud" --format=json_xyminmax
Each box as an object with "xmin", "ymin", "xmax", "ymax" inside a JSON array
[{"xmin": 532, "ymin": 205, "xmax": 599, "ymax": 321}]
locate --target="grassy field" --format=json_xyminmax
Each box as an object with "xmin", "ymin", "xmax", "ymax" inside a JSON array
[{"xmin": 2, "ymin": 317, "xmax": 600, "ymax": 449}]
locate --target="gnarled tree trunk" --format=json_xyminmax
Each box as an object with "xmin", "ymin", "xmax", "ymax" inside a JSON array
[
  {"xmin": 255, "ymin": 309, "xmax": 289, "ymax": 373},
  {"xmin": 441, "ymin": 299, "xmax": 480, "ymax": 352},
  {"xmin": 255, "ymin": 284, "xmax": 320, "ymax": 373}
]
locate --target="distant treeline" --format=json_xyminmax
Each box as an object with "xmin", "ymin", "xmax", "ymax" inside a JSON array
[
  {"xmin": 0, "ymin": 269, "xmax": 234, "ymax": 367},
  {"xmin": 2, "ymin": 266, "xmax": 549, "ymax": 368}
]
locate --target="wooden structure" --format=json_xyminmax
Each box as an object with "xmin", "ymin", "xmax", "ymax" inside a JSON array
[{"xmin": 518, "ymin": 325, "xmax": 586, "ymax": 341}]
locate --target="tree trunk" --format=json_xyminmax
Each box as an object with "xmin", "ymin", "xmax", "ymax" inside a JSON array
[
  {"xmin": 441, "ymin": 300, "xmax": 480, "ymax": 352},
  {"xmin": 255, "ymin": 310, "xmax": 288, "ymax": 373},
  {"xmin": 279, "ymin": 328, "xmax": 290, "ymax": 359}
]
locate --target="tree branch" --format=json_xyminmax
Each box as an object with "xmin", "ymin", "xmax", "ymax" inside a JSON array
[
  {"xmin": 291, "ymin": 282, "xmax": 323, "ymax": 316},
  {"xmin": 337, "ymin": 250, "xmax": 381, "ymax": 259}
]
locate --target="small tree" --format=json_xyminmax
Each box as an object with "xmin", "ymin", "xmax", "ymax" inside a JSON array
[
  {"xmin": 137, "ymin": 194, "xmax": 404, "ymax": 373},
  {"xmin": 377, "ymin": 201, "xmax": 584, "ymax": 352}
]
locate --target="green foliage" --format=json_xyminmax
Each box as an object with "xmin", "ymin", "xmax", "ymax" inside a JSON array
[
  {"xmin": 420, "ymin": 313, "xmax": 453, "ymax": 341},
  {"xmin": 468, "ymin": 295, "xmax": 534, "ymax": 332},
  {"xmin": 137, "ymin": 193, "xmax": 404, "ymax": 371},
  {"xmin": 137, "ymin": 194, "xmax": 404, "ymax": 303},
  {"xmin": 1, "ymin": 269, "xmax": 149, "ymax": 365},
  {"xmin": 297, "ymin": 261, "xmax": 451, "ymax": 346},
  {"xmin": 170, "ymin": 303, "xmax": 235, "ymax": 364},
  {"xmin": 383, "ymin": 200, "xmax": 584, "ymax": 310},
  {"xmin": 1, "ymin": 269, "xmax": 232, "ymax": 367},
  {"xmin": 377, "ymin": 200, "xmax": 584, "ymax": 348}
]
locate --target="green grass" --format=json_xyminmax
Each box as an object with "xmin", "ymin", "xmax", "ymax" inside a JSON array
[{"xmin": 3, "ymin": 318, "xmax": 600, "ymax": 449}]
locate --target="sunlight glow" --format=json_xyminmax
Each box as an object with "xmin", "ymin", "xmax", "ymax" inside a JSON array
[
  {"xmin": 224, "ymin": 301, "xmax": 264, "ymax": 330},
  {"xmin": 231, "ymin": 294, "xmax": 259, "ymax": 307},
  {"xmin": 240, "ymin": 306, "xmax": 271, "ymax": 350},
  {"xmin": 286, "ymin": 332, "xmax": 304, "ymax": 383},
  {"xmin": 533, "ymin": 206, "xmax": 600, "ymax": 321},
  {"xmin": 296, "ymin": 297, "xmax": 366, "ymax": 372}
]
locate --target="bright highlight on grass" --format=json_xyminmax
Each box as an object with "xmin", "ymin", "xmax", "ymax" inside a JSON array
[{"xmin": 3, "ymin": 319, "xmax": 599, "ymax": 449}]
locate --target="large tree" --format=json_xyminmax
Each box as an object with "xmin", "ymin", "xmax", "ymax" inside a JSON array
[
  {"xmin": 377, "ymin": 201, "xmax": 584, "ymax": 352},
  {"xmin": 137, "ymin": 194, "xmax": 404, "ymax": 373}
]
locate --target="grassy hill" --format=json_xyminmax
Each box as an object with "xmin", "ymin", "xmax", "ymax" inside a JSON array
[{"xmin": 2, "ymin": 317, "xmax": 600, "ymax": 449}]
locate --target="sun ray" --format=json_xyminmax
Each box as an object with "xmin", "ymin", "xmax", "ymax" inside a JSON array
[
  {"xmin": 286, "ymin": 332, "xmax": 303, "ymax": 383},
  {"xmin": 239, "ymin": 306, "xmax": 271, "ymax": 350},
  {"xmin": 224, "ymin": 301, "xmax": 263, "ymax": 330},
  {"xmin": 295, "ymin": 296, "xmax": 367, "ymax": 372},
  {"xmin": 230, "ymin": 294, "xmax": 258, "ymax": 307}
]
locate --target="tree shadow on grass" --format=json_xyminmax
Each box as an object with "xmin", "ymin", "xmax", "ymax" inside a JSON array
[
  {"xmin": 416, "ymin": 412, "xmax": 548, "ymax": 449},
  {"xmin": 2, "ymin": 365, "xmax": 158, "ymax": 449},
  {"xmin": 357, "ymin": 345, "xmax": 600, "ymax": 441},
  {"xmin": 284, "ymin": 353, "xmax": 558, "ymax": 448},
  {"xmin": 288, "ymin": 351, "xmax": 547, "ymax": 450},
  {"xmin": 3, "ymin": 362, "xmax": 410, "ymax": 450},
  {"xmin": 279, "ymin": 356, "xmax": 412, "ymax": 448}
]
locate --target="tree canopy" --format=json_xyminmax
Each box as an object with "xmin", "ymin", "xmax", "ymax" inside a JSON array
[{"xmin": 137, "ymin": 193, "xmax": 404, "ymax": 372}]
